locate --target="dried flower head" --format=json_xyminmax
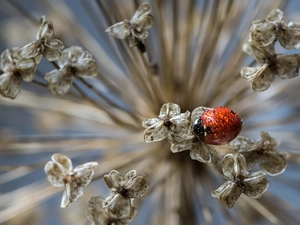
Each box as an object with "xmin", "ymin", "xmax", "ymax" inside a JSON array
[
  {"xmin": 0, "ymin": 47, "xmax": 36, "ymax": 99},
  {"xmin": 103, "ymin": 170, "xmax": 148, "ymax": 219},
  {"xmin": 250, "ymin": 9, "xmax": 300, "ymax": 49},
  {"xmin": 44, "ymin": 154, "xmax": 98, "ymax": 208},
  {"xmin": 241, "ymin": 41, "xmax": 300, "ymax": 91},
  {"xmin": 87, "ymin": 196, "xmax": 137, "ymax": 225},
  {"xmin": 44, "ymin": 46, "xmax": 98, "ymax": 95},
  {"xmin": 230, "ymin": 131, "xmax": 290, "ymax": 176},
  {"xmin": 106, "ymin": 3, "xmax": 154, "ymax": 47},
  {"xmin": 212, "ymin": 153, "xmax": 269, "ymax": 208},
  {"xmin": 143, "ymin": 102, "xmax": 191, "ymax": 143},
  {"xmin": 14, "ymin": 15, "xmax": 64, "ymax": 62}
]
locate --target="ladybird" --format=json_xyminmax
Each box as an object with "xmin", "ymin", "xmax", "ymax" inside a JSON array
[{"xmin": 193, "ymin": 106, "xmax": 242, "ymax": 145}]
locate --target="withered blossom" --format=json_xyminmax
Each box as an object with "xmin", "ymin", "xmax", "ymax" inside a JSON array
[
  {"xmin": 0, "ymin": 47, "xmax": 36, "ymax": 99},
  {"xmin": 45, "ymin": 46, "xmax": 98, "ymax": 95},
  {"xmin": 103, "ymin": 170, "xmax": 148, "ymax": 219},
  {"xmin": 241, "ymin": 41, "xmax": 300, "ymax": 92},
  {"xmin": 212, "ymin": 153, "xmax": 269, "ymax": 208},
  {"xmin": 250, "ymin": 9, "xmax": 300, "ymax": 49},
  {"xmin": 87, "ymin": 196, "xmax": 136, "ymax": 225},
  {"xmin": 44, "ymin": 154, "xmax": 98, "ymax": 208},
  {"xmin": 142, "ymin": 102, "xmax": 191, "ymax": 143},
  {"xmin": 106, "ymin": 3, "xmax": 154, "ymax": 47},
  {"xmin": 14, "ymin": 15, "xmax": 64, "ymax": 62},
  {"xmin": 230, "ymin": 131, "xmax": 290, "ymax": 176}
]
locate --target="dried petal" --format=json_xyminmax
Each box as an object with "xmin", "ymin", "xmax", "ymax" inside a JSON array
[
  {"xmin": 61, "ymin": 184, "xmax": 71, "ymax": 208},
  {"xmin": 125, "ymin": 175, "xmax": 149, "ymax": 198},
  {"xmin": 278, "ymin": 22, "xmax": 300, "ymax": 49},
  {"xmin": 168, "ymin": 111, "xmax": 191, "ymax": 142},
  {"xmin": 43, "ymin": 45, "xmax": 62, "ymax": 61},
  {"xmin": 17, "ymin": 58, "xmax": 36, "ymax": 82},
  {"xmin": 170, "ymin": 135, "xmax": 194, "ymax": 153},
  {"xmin": 259, "ymin": 152, "xmax": 288, "ymax": 176},
  {"xmin": 74, "ymin": 58, "xmax": 98, "ymax": 78},
  {"xmin": 51, "ymin": 153, "xmax": 73, "ymax": 172},
  {"xmin": 240, "ymin": 151, "xmax": 259, "ymax": 170},
  {"xmin": 44, "ymin": 161, "xmax": 66, "ymax": 187},
  {"xmin": 222, "ymin": 153, "xmax": 247, "ymax": 179},
  {"xmin": 266, "ymin": 9, "xmax": 284, "ymax": 22},
  {"xmin": 13, "ymin": 42, "xmax": 40, "ymax": 59},
  {"xmin": 131, "ymin": 3, "xmax": 152, "ymax": 22},
  {"xmin": 87, "ymin": 196, "xmax": 107, "ymax": 224},
  {"xmin": 159, "ymin": 102, "xmax": 181, "ymax": 119},
  {"xmin": 142, "ymin": 118, "xmax": 160, "ymax": 128},
  {"xmin": 125, "ymin": 170, "xmax": 137, "ymax": 181},
  {"xmin": 106, "ymin": 21, "xmax": 130, "ymax": 40},
  {"xmin": 242, "ymin": 41, "xmax": 274, "ymax": 63},
  {"xmin": 103, "ymin": 194, "xmax": 131, "ymax": 219},
  {"xmin": 244, "ymin": 171, "xmax": 269, "ymax": 198},
  {"xmin": 45, "ymin": 67, "xmax": 73, "ymax": 95},
  {"xmin": 39, "ymin": 21, "xmax": 54, "ymax": 40},
  {"xmin": 47, "ymin": 39, "xmax": 64, "ymax": 51},
  {"xmin": 250, "ymin": 20, "xmax": 276, "ymax": 46},
  {"xmin": 276, "ymin": 54, "xmax": 299, "ymax": 78},
  {"xmin": 0, "ymin": 72, "xmax": 22, "ymax": 99},
  {"xmin": 212, "ymin": 181, "xmax": 243, "ymax": 208},
  {"xmin": 143, "ymin": 120, "xmax": 168, "ymax": 142},
  {"xmin": 260, "ymin": 131, "xmax": 280, "ymax": 148},
  {"xmin": 229, "ymin": 136, "xmax": 256, "ymax": 152},
  {"xmin": 104, "ymin": 170, "xmax": 125, "ymax": 190},
  {"xmin": 1, "ymin": 48, "xmax": 16, "ymax": 69},
  {"xmin": 189, "ymin": 141, "xmax": 212, "ymax": 163},
  {"xmin": 58, "ymin": 46, "xmax": 84, "ymax": 67},
  {"xmin": 241, "ymin": 64, "xmax": 274, "ymax": 92}
]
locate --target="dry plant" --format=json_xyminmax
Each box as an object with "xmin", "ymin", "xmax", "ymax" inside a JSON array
[{"xmin": 0, "ymin": 0, "xmax": 300, "ymax": 225}]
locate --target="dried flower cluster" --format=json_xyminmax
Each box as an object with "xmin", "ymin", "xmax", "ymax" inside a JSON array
[
  {"xmin": 106, "ymin": 3, "xmax": 154, "ymax": 48},
  {"xmin": 241, "ymin": 9, "xmax": 300, "ymax": 91},
  {"xmin": 0, "ymin": 15, "xmax": 98, "ymax": 99},
  {"xmin": 87, "ymin": 170, "xmax": 148, "ymax": 224},
  {"xmin": 45, "ymin": 154, "xmax": 98, "ymax": 208}
]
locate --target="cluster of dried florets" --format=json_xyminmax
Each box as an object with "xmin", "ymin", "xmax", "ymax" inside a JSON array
[
  {"xmin": 241, "ymin": 9, "xmax": 300, "ymax": 92},
  {"xmin": 0, "ymin": 15, "xmax": 98, "ymax": 99},
  {"xmin": 106, "ymin": 3, "xmax": 154, "ymax": 48},
  {"xmin": 45, "ymin": 154, "xmax": 149, "ymax": 224},
  {"xmin": 143, "ymin": 102, "xmax": 289, "ymax": 208},
  {"xmin": 212, "ymin": 131, "xmax": 289, "ymax": 208},
  {"xmin": 44, "ymin": 154, "xmax": 98, "ymax": 208},
  {"xmin": 87, "ymin": 170, "xmax": 149, "ymax": 225}
]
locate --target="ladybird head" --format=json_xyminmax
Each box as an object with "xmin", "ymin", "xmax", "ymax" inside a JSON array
[{"xmin": 193, "ymin": 117, "xmax": 211, "ymax": 141}]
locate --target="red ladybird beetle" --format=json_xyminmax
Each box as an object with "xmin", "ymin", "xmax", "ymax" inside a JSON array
[{"xmin": 193, "ymin": 107, "xmax": 242, "ymax": 145}]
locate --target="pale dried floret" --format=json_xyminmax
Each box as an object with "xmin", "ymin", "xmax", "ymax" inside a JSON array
[
  {"xmin": 44, "ymin": 46, "xmax": 98, "ymax": 95},
  {"xmin": 87, "ymin": 196, "xmax": 136, "ymax": 225},
  {"xmin": 212, "ymin": 153, "xmax": 269, "ymax": 208},
  {"xmin": 229, "ymin": 132, "xmax": 290, "ymax": 176},
  {"xmin": 242, "ymin": 41, "xmax": 275, "ymax": 63},
  {"xmin": 250, "ymin": 9, "xmax": 300, "ymax": 49},
  {"xmin": 106, "ymin": 3, "xmax": 154, "ymax": 47},
  {"xmin": 103, "ymin": 170, "xmax": 148, "ymax": 219},
  {"xmin": 250, "ymin": 20, "xmax": 276, "ymax": 47},
  {"xmin": 0, "ymin": 48, "xmax": 36, "ymax": 99},
  {"xmin": 14, "ymin": 15, "xmax": 64, "ymax": 62},
  {"xmin": 241, "ymin": 54, "xmax": 300, "ymax": 92},
  {"xmin": 143, "ymin": 102, "xmax": 191, "ymax": 143},
  {"xmin": 44, "ymin": 153, "xmax": 98, "ymax": 208}
]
